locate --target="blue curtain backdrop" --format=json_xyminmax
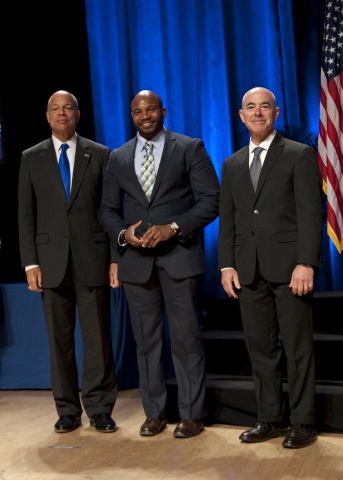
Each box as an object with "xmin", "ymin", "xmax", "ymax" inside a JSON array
[
  {"xmin": 83, "ymin": 0, "xmax": 343, "ymax": 389},
  {"xmin": 84, "ymin": 0, "xmax": 343, "ymax": 294}
]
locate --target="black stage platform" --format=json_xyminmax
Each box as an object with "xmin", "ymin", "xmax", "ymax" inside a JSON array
[{"xmin": 167, "ymin": 291, "xmax": 343, "ymax": 433}]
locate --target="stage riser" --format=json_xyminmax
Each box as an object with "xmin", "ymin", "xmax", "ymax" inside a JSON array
[
  {"xmin": 204, "ymin": 336, "xmax": 343, "ymax": 381},
  {"xmin": 166, "ymin": 379, "xmax": 343, "ymax": 433},
  {"xmin": 166, "ymin": 292, "xmax": 343, "ymax": 433}
]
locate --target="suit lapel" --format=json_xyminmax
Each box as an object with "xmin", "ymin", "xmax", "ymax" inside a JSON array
[
  {"xmin": 71, "ymin": 136, "xmax": 91, "ymax": 203},
  {"xmin": 148, "ymin": 129, "xmax": 176, "ymax": 202},
  {"xmin": 255, "ymin": 134, "xmax": 284, "ymax": 195},
  {"xmin": 42, "ymin": 139, "xmax": 70, "ymax": 202},
  {"xmin": 236, "ymin": 146, "xmax": 256, "ymax": 196}
]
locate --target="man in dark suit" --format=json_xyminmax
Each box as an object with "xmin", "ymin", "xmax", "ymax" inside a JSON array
[
  {"xmin": 218, "ymin": 87, "xmax": 323, "ymax": 448},
  {"xmin": 18, "ymin": 90, "xmax": 118, "ymax": 433},
  {"xmin": 99, "ymin": 90, "xmax": 220, "ymax": 438}
]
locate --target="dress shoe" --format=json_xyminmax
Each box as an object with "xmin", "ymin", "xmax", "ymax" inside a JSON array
[
  {"xmin": 54, "ymin": 415, "xmax": 82, "ymax": 433},
  {"xmin": 173, "ymin": 419, "xmax": 204, "ymax": 438},
  {"xmin": 140, "ymin": 417, "xmax": 167, "ymax": 436},
  {"xmin": 239, "ymin": 422, "xmax": 288, "ymax": 443},
  {"xmin": 282, "ymin": 424, "xmax": 317, "ymax": 449},
  {"xmin": 90, "ymin": 413, "xmax": 117, "ymax": 432}
]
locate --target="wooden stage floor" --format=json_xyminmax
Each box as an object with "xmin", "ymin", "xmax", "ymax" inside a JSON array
[{"xmin": 1, "ymin": 388, "xmax": 343, "ymax": 479}]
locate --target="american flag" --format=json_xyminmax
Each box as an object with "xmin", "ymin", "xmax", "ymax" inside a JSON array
[{"xmin": 318, "ymin": 0, "xmax": 343, "ymax": 254}]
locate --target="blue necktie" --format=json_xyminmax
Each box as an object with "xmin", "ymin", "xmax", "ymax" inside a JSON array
[{"xmin": 59, "ymin": 143, "xmax": 70, "ymax": 201}]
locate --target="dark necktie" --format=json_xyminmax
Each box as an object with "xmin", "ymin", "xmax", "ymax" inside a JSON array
[
  {"xmin": 250, "ymin": 146, "xmax": 263, "ymax": 192},
  {"xmin": 141, "ymin": 141, "xmax": 156, "ymax": 200},
  {"xmin": 59, "ymin": 143, "xmax": 70, "ymax": 201}
]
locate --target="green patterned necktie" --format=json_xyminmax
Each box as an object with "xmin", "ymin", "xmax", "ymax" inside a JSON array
[{"xmin": 141, "ymin": 141, "xmax": 156, "ymax": 200}]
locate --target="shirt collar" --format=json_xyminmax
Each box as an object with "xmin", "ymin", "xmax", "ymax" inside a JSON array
[
  {"xmin": 52, "ymin": 133, "xmax": 77, "ymax": 151},
  {"xmin": 249, "ymin": 130, "xmax": 276, "ymax": 155},
  {"xmin": 137, "ymin": 127, "xmax": 166, "ymax": 152}
]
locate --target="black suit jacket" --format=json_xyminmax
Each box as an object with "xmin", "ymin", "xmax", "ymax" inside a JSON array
[
  {"xmin": 218, "ymin": 133, "xmax": 323, "ymax": 284},
  {"xmin": 99, "ymin": 129, "xmax": 220, "ymax": 283},
  {"xmin": 18, "ymin": 135, "xmax": 116, "ymax": 288}
]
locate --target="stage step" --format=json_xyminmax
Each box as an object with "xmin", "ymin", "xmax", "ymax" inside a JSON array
[
  {"xmin": 166, "ymin": 291, "xmax": 343, "ymax": 433},
  {"xmin": 167, "ymin": 375, "xmax": 343, "ymax": 433},
  {"xmin": 203, "ymin": 330, "xmax": 343, "ymax": 381}
]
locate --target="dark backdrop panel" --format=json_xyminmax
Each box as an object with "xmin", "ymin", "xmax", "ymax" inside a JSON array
[{"xmin": 0, "ymin": 0, "xmax": 95, "ymax": 282}]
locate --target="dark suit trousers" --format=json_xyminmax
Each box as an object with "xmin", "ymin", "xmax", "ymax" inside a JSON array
[
  {"xmin": 41, "ymin": 253, "xmax": 117, "ymax": 418},
  {"xmin": 123, "ymin": 257, "xmax": 207, "ymax": 420},
  {"xmin": 239, "ymin": 271, "xmax": 315, "ymax": 425}
]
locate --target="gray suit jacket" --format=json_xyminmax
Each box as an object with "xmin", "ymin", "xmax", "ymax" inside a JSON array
[
  {"xmin": 18, "ymin": 135, "xmax": 116, "ymax": 288},
  {"xmin": 99, "ymin": 129, "xmax": 220, "ymax": 283},
  {"xmin": 218, "ymin": 133, "xmax": 323, "ymax": 284}
]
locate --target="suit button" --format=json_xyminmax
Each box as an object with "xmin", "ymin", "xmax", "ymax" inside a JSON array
[
  {"xmin": 251, "ymin": 231, "xmax": 255, "ymax": 236},
  {"xmin": 65, "ymin": 234, "xmax": 69, "ymax": 239},
  {"xmin": 254, "ymin": 210, "xmax": 259, "ymax": 214}
]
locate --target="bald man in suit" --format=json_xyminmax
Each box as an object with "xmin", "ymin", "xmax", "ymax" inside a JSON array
[
  {"xmin": 99, "ymin": 90, "xmax": 220, "ymax": 438},
  {"xmin": 18, "ymin": 90, "xmax": 118, "ymax": 434},
  {"xmin": 219, "ymin": 87, "xmax": 323, "ymax": 449}
]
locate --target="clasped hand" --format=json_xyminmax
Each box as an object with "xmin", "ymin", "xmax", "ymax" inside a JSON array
[{"xmin": 125, "ymin": 220, "xmax": 174, "ymax": 248}]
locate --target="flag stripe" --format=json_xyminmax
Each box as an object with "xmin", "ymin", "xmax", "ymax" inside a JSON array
[{"xmin": 318, "ymin": 0, "xmax": 343, "ymax": 254}]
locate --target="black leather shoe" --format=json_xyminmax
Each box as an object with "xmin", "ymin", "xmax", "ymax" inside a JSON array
[
  {"xmin": 282, "ymin": 424, "xmax": 317, "ymax": 449},
  {"xmin": 90, "ymin": 413, "xmax": 117, "ymax": 432},
  {"xmin": 173, "ymin": 419, "xmax": 204, "ymax": 438},
  {"xmin": 54, "ymin": 415, "xmax": 82, "ymax": 433},
  {"xmin": 140, "ymin": 417, "xmax": 167, "ymax": 436},
  {"xmin": 239, "ymin": 422, "xmax": 288, "ymax": 443}
]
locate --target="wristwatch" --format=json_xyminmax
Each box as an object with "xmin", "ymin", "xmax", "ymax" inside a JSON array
[
  {"xmin": 119, "ymin": 229, "xmax": 127, "ymax": 244},
  {"xmin": 169, "ymin": 222, "xmax": 180, "ymax": 236}
]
